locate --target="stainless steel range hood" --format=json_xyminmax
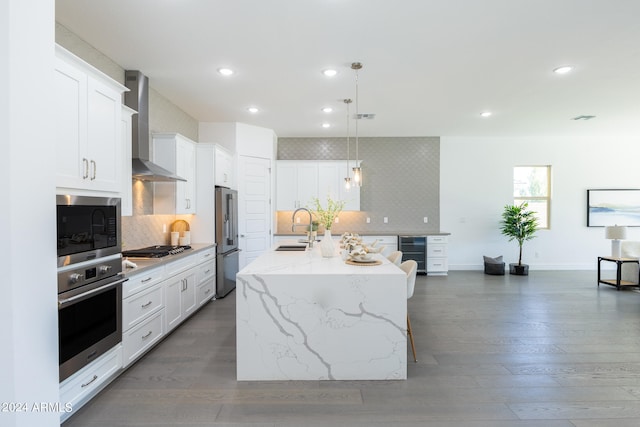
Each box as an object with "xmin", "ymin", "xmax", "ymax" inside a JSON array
[{"xmin": 124, "ymin": 70, "xmax": 186, "ymax": 182}]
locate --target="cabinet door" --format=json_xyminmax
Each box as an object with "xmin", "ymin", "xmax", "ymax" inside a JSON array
[
  {"xmin": 295, "ymin": 163, "xmax": 318, "ymax": 208},
  {"xmin": 276, "ymin": 162, "xmax": 298, "ymax": 210},
  {"xmin": 164, "ymin": 275, "xmax": 183, "ymax": 332},
  {"xmin": 181, "ymin": 270, "xmax": 197, "ymax": 317},
  {"xmin": 317, "ymin": 162, "xmax": 341, "ymax": 201},
  {"xmin": 176, "ymin": 138, "xmax": 196, "ymax": 213},
  {"xmin": 55, "ymin": 58, "xmax": 87, "ymax": 189},
  {"xmin": 215, "ymin": 147, "xmax": 233, "ymax": 188},
  {"xmin": 86, "ymin": 76, "xmax": 122, "ymax": 192}
]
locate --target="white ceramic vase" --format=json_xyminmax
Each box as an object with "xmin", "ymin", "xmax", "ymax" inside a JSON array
[{"xmin": 320, "ymin": 229, "xmax": 335, "ymax": 258}]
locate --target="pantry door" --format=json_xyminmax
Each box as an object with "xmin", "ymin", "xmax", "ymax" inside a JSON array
[{"xmin": 237, "ymin": 156, "xmax": 271, "ymax": 269}]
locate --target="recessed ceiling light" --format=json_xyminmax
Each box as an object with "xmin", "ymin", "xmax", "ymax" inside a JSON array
[
  {"xmin": 217, "ymin": 68, "xmax": 234, "ymax": 76},
  {"xmin": 480, "ymin": 111, "xmax": 492, "ymax": 117},
  {"xmin": 322, "ymin": 107, "xmax": 333, "ymax": 113},
  {"xmin": 322, "ymin": 69, "xmax": 338, "ymax": 77},
  {"xmin": 321, "ymin": 123, "xmax": 331, "ymax": 128},
  {"xmin": 553, "ymin": 65, "xmax": 573, "ymax": 74},
  {"xmin": 247, "ymin": 107, "xmax": 259, "ymax": 114}
]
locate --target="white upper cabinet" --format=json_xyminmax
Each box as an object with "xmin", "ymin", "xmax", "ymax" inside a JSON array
[
  {"xmin": 276, "ymin": 161, "xmax": 318, "ymax": 210},
  {"xmin": 55, "ymin": 45, "xmax": 126, "ymax": 194},
  {"xmin": 276, "ymin": 160, "xmax": 360, "ymax": 211},
  {"xmin": 120, "ymin": 106, "xmax": 135, "ymax": 216},
  {"xmin": 215, "ymin": 146, "xmax": 234, "ymax": 188},
  {"xmin": 152, "ymin": 133, "xmax": 197, "ymax": 214}
]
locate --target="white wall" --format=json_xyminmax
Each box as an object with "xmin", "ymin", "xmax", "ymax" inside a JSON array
[
  {"xmin": 0, "ymin": 1, "xmax": 59, "ymax": 427},
  {"xmin": 441, "ymin": 136, "xmax": 640, "ymax": 270}
]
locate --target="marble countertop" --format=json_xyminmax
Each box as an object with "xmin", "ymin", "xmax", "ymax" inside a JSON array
[
  {"xmin": 238, "ymin": 239, "xmax": 404, "ymax": 277},
  {"xmin": 273, "ymin": 231, "xmax": 450, "ymax": 237},
  {"xmin": 122, "ymin": 243, "xmax": 216, "ymax": 277}
]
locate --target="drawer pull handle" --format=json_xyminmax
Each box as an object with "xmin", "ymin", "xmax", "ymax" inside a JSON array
[
  {"xmin": 204, "ymin": 269, "xmax": 211, "ymax": 274},
  {"xmin": 205, "ymin": 288, "xmax": 211, "ymax": 294},
  {"xmin": 142, "ymin": 330, "xmax": 153, "ymax": 339},
  {"xmin": 81, "ymin": 375, "xmax": 98, "ymax": 388},
  {"xmin": 141, "ymin": 301, "xmax": 152, "ymax": 308},
  {"xmin": 141, "ymin": 277, "xmax": 152, "ymax": 283},
  {"xmin": 204, "ymin": 253, "xmax": 211, "ymax": 257}
]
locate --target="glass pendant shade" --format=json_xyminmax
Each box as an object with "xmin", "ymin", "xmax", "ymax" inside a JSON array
[
  {"xmin": 344, "ymin": 177, "xmax": 351, "ymax": 190},
  {"xmin": 352, "ymin": 166, "xmax": 362, "ymax": 185}
]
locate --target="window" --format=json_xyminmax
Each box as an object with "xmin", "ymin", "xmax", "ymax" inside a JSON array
[{"xmin": 513, "ymin": 165, "xmax": 551, "ymax": 229}]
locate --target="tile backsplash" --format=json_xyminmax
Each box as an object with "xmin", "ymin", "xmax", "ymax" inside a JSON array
[{"xmin": 277, "ymin": 136, "xmax": 440, "ymax": 234}]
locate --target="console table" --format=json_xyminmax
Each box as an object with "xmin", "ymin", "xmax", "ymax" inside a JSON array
[{"xmin": 597, "ymin": 256, "xmax": 639, "ymax": 290}]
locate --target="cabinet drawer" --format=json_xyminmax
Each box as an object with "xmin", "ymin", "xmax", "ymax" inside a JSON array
[
  {"xmin": 427, "ymin": 244, "xmax": 448, "ymax": 258},
  {"xmin": 197, "ymin": 260, "xmax": 215, "ymax": 284},
  {"xmin": 427, "ymin": 235, "xmax": 448, "ymax": 244},
  {"xmin": 123, "ymin": 266, "xmax": 164, "ymax": 298},
  {"xmin": 60, "ymin": 345, "xmax": 122, "ymax": 410},
  {"xmin": 197, "ymin": 278, "xmax": 215, "ymax": 306},
  {"xmin": 427, "ymin": 258, "xmax": 448, "ymax": 272},
  {"xmin": 123, "ymin": 309, "xmax": 164, "ymax": 367},
  {"xmin": 197, "ymin": 247, "xmax": 216, "ymax": 264},
  {"xmin": 165, "ymin": 255, "xmax": 197, "ymax": 277},
  {"xmin": 123, "ymin": 283, "xmax": 163, "ymax": 330}
]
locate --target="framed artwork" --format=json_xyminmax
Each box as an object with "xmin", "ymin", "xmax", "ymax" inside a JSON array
[{"xmin": 587, "ymin": 189, "xmax": 640, "ymax": 227}]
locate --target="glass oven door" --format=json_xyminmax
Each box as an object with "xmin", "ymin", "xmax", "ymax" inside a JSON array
[{"xmin": 58, "ymin": 275, "xmax": 124, "ymax": 382}]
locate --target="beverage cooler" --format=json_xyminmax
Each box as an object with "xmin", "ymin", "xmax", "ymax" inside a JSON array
[{"xmin": 398, "ymin": 236, "xmax": 427, "ymax": 274}]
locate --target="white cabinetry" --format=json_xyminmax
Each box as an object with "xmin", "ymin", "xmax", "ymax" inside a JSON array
[
  {"xmin": 164, "ymin": 256, "xmax": 198, "ymax": 333},
  {"xmin": 59, "ymin": 344, "xmax": 122, "ymax": 423},
  {"xmin": 427, "ymin": 235, "xmax": 448, "ymax": 275},
  {"xmin": 276, "ymin": 161, "xmax": 318, "ymax": 210},
  {"xmin": 152, "ymin": 133, "xmax": 197, "ymax": 214},
  {"xmin": 122, "ymin": 265, "xmax": 165, "ymax": 367},
  {"xmin": 276, "ymin": 160, "xmax": 360, "ymax": 211},
  {"xmin": 121, "ymin": 106, "xmax": 135, "ymax": 216},
  {"xmin": 55, "ymin": 45, "xmax": 126, "ymax": 194},
  {"xmin": 317, "ymin": 161, "xmax": 360, "ymax": 211},
  {"xmin": 215, "ymin": 146, "xmax": 235, "ymax": 188},
  {"xmin": 196, "ymin": 247, "xmax": 216, "ymax": 306}
]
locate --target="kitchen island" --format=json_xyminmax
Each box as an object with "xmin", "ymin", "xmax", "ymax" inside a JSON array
[{"xmin": 236, "ymin": 240, "xmax": 407, "ymax": 381}]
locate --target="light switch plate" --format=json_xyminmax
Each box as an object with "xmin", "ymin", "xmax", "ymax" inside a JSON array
[{"xmin": 383, "ymin": 217, "xmax": 388, "ymax": 223}]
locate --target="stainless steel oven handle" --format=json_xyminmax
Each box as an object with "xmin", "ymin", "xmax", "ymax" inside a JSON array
[{"xmin": 58, "ymin": 277, "xmax": 127, "ymax": 308}]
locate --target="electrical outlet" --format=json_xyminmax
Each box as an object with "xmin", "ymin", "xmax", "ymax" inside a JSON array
[
  {"xmin": 162, "ymin": 224, "xmax": 167, "ymax": 233},
  {"xmin": 423, "ymin": 216, "xmax": 428, "ymax": 223},
  {"xmin": 335, "ymin": 217, "xmax": 339, "ymax": 224},
  {"xmin": 296, "ymin": 217, "xmax": 300, "ymax": 223},
  {"xmin": 383, "ymin": 217, "xmax": 388, "ymax": 223},
  {"xmin": 366, "ymin": 217, "xmax": 371, "ymax": 224}
]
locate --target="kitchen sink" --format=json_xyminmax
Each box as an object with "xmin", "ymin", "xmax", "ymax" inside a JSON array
[{"xmin": 275, "ymin": 245, "xmax": 307, "ymax": 251}]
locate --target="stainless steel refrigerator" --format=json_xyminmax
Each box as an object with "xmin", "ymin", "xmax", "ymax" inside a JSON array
[{"xmin": 215, "ymin": 186, "xmax": 240, "ymax": 298}]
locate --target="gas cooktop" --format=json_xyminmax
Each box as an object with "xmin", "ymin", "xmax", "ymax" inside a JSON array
[{"xmin": 122, "ymin": 245, "xmax": 192, "ymax": 258}]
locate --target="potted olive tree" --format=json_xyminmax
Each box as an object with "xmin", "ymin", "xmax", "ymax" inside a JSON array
[{"xmin": 500, "ymin": 202, "xmax": 538, "ymax": 275}]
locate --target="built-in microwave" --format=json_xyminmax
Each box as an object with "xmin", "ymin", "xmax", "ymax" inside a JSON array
[{"xmin": 56, "ymin": 195, "xmax": 122, "ymax": 268}]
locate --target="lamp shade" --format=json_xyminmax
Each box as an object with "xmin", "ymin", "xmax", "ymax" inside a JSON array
[{"xmin": 605, "ymin": 225, "xmax": 627, "ymax": 240}]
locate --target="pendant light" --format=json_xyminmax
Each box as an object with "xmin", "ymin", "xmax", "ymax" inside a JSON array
[
  {"xmin": 351, "ymin": 62, "xmax": 363, "ymax": 186},
  {"xmin": 343, "ymin": 98, "xmax": 352, "ymax": 191}
]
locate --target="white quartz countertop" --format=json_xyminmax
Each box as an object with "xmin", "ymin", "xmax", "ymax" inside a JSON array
[{"xmin": 238, "ymin": 239, "xmax": 404, "ymax": 276}]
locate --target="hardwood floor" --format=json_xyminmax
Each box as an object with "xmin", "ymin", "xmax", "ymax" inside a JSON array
[{"xmin": 64, "ymin": 270, "xmax": 640, "ymax": 426}]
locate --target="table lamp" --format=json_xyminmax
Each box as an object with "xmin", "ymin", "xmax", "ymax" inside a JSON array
[{"xmin": 605, "ymin": 225, "xmax": 627, "ymax": 258}]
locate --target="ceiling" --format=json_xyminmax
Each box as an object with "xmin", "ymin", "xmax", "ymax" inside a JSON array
[{"xmin": 55, "ymin": 0, "xmax": 640, "ymax": 138}]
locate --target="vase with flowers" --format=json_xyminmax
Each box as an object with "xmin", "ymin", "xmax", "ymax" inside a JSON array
[{"xmin": 310, "ymin": 196, "xmax": 345, "ymax": 257}]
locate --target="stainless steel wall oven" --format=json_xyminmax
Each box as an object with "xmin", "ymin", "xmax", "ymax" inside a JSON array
[{"xmin": 56, "ymin": 195, "xmax": 125, "ymax": 382}]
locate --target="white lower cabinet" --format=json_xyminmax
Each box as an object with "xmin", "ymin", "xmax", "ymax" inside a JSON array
[
  {"xmin": 164, "ymin": 269, "xmax": 197, "ymax": 333},
  {"xmin": 427, "ymin": 235, "xmax": 448, "ymax": 275},
  {"xmin": 122, "ymin": 309, "xmax": 165, "ymax": 367},
  {"xmin": 59, "ymin": 344, "xmax": 122, "ymax": 423}
]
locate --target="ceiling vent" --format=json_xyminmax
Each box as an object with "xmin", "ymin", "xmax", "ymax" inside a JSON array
[
  {"xmin": 356, "ymin": 113, "xmax": 376, "ymax": 120},
  {"xmin": 572, "ymin": 115, "xmax": 596, "ymax": 121}
]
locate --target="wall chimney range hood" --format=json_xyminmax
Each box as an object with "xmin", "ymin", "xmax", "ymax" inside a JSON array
[{"xmin": 124, "ymin": 70, "xmax": 186, "ymax": 182}]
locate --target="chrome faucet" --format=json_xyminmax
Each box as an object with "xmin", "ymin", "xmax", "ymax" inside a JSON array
[{"xmin": 292, "ymin": 207, "xmax": 314, "ymax": 248}]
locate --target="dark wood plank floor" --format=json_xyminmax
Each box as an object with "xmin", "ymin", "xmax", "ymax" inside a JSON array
[{"xmin": 64, "ymin": 270, "xmax": 640, "ymax": 426}]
